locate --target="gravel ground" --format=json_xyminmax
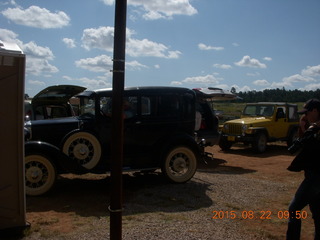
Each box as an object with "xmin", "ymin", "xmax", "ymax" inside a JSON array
[{"xmin": 19, "ymin": 144, "xmax": 313, "ymax": 240}]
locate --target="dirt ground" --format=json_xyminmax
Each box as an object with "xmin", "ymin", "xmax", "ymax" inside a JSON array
[{"xmin": 21, "ymin": 143, "xmax": 316, "ymax": 239}]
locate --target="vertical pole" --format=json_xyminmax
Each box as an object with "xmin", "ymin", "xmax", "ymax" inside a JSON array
[{"xmin": 110, "ymin": 0, "xmax": 127, "ymax": 240}]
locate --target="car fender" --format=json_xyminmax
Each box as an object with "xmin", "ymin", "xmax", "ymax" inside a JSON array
[
  {"xmin": 157, "ymin": 133, "xmax": 201, "ymax": 161},
  {"xmin": 25, "ymin": 141, "xmax": 87, "ymax": 174},
  {"xmin": 59, "ymin": 129, "xmax": 100, "ymax": 147}
]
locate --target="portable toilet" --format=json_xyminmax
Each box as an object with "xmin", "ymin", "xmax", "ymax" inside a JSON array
[{"xmin": 0, "ymin": 41, "xmax": 28, "ymax": 235}]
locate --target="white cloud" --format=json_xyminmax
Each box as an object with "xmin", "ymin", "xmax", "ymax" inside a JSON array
[
  {"xmin": 22, "ymin": 41, "xmax": 58, "ymax": 76},
  {"xmin": 102, "ymin": 0, "xmax": 198, "ymax": 20},
  {"xmin": 78, "ymin": 76, "xmax": 112, "ymax": 90},
  {"xmin": 198, "ymin": 43, "xmax": 224, "ymax": 51},
  {"xmin": 1, "ymin": 6, "xmax": 70, "ymax": 29},
  {"xmin": 63, "ymin": 75, "xmax": 112, "ymax": 91},
  {"xmin": 75, "ymin": 55, "xmax": 113, "ymax": 72},
  {"xmin": 263, "ymin": 57, "xmax": 272, "ymax": 61},
  {"xmin": 235, "ymin": 55, "xmax": 267, "ymax": 69},
  {"xmin": 253, "ymin": 79, "xmax": 270, "ymax": 86},
  {"xmin": 23, "ymin": 41, "xmax": 54, "ymax": 60},
  {"xmin": 81, "ymin": 26, "xmax": 181, "ymax": 59},
  {"xmin": 126, "ymin": 60, "xmax": 148, "ymax": 70},
  {"xmin": 213, "ymin": 64, "xmax": 232, "ymax": 69},
  {"xmin": 300, "ymin": 83, "xmax": 320, "ymax": 91},
  {"xmin": 0, "ymin": 28, "xmax": 59, "ymax": 76},
  {"xmin": 301, "ymin": 65, "xmax": 320, "ymax": 77},
  {"xmin": 75, "ymin": 55, "xmax": 147, "ymax": 72},
  {"xmin": 282, "ymin": 74, "xmax": 315, "ymax": 84},
  {"xmin": 26, "ymin": 58, "xmax": 58, "ymax": 76},
  {"xmin": 181, "ymin": 74, "xmax": 221, "ymax": 85},
  {"xmin": 0, "ymin": 28, "xmax": 19, "ymax": 42},
  {"xmin": 62, "ymin": 38, "xmax": 76, "ymax": 48},
  {"xmin": 28, "ymin": 80, "xmax": 46, "ymax": 86},
  {"xmin": 247, "ymin": 72, "xmax": 261, "ymax": 77},
  {"xmin": 81, "ymin": 26, "xmax": 114, "ymax": 51},
  {"xmin": 127, "ymin": 38, "xmax": 181, "ymax": 58}
]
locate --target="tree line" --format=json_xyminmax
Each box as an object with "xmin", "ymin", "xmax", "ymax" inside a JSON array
[{"xmin": 231, "ymin": 88, "xmax": 320, "ymax": 103}]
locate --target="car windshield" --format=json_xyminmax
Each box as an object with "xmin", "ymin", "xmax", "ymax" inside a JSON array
[
  {"xmin": 243, "ymin": 105, "xmax": 274, "ymax": 117},
  {"xmin": 78, "ymin": 97, "xmax": 95, "ymax": 117}
]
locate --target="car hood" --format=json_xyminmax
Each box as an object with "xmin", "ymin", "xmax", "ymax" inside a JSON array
[
  {"xmin": 32, "ymin": 85, "xmax": 86, "ymax": 106},
  {"xmin": 225, "ymin": 117, "xmax": 272, "ymax": 125},
  {"xmin": 193, "ymin": 87, "xmax": 239, "ymax": 101}
]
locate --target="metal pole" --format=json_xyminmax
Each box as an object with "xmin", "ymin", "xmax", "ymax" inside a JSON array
[{"xmin": 110, "ymin": 0, "xmax": 127, "ymax": 239}]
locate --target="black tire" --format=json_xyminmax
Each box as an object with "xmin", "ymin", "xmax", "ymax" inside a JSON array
[
  {"xmin": 62, "ymin": 131, "xmax": 101, "ymax": 169},
  {"xmin": 25, "ymin": 153, "xmax": 56, "ymax": 196},
  {"xmin": 161, "ymin": 146, "xmax": 197, "ymax": 183},
  {"xmin": 219, "ymin": 139, "xmax": 233, "ymax": 151},
  {"xmin": 252, "ymin": 132, "xmax": 267, "ymax": 153},
  {"xmin": 287, "ymin": 128, "xmax": 298, "ymax": 147}
]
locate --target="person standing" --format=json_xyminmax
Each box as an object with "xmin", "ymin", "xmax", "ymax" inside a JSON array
[{"xmin": 286, "ymin": 99, "xmax": 320, "ymax": 240}]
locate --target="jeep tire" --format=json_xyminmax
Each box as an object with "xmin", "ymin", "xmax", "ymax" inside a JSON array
[
  {"xmin": 287, "ymin": 128, "xmax": 298, "ymax": 147},
  {"xmin": 252, "ymin": 132, "xmax": 267, "ymax": 153},
  {"xmin": 25, "ymin": 152, "xmax": 56, "ymax": 196},
  {"xmin": 161, "ymin": 146, "xmax": 197, "ymax": 183},
  {"xmin": 219, "ymin": 139, "xmax": 233, "ymax": 151}
]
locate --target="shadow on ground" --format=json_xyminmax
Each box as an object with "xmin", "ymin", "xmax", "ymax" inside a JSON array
[{"xmin": 26, "ymin": 172, "xmax": 213, "ymax": 218}]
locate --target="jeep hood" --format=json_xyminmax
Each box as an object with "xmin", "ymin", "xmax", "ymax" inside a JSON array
[
  {"xmin": 32, "ymin": 85, "xmax": 86, "ymax": 106},
  {"xmin": 226, "ymin": 117, "xmax": 272, "ymax": 125},
  {"xmin": 193, "ymin": 87, "xmax": 239, "ymax": 101}
]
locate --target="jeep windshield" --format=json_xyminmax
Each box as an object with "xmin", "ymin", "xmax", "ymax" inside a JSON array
[{"xmin": 242, "ymin": 105, "xmax": 274, "ymax": 117}]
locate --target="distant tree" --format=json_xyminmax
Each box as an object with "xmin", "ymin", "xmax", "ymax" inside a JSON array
[{"xmin": 230, "ymin": 87, "xmax": 237, "ymax": 94}]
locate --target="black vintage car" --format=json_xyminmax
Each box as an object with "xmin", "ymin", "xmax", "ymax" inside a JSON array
[{"xmin": 24, "ymin": 86, "xmax": 235, "ymax": 196}]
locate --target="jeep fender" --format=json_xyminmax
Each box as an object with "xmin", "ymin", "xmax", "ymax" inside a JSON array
[
  {"xmin": 251, "ymin": 127, "xmax": 269, "ymax": 138},
  {"xmin": 25, "ymin": 141, "xmax": 87, "ymax": 174}
]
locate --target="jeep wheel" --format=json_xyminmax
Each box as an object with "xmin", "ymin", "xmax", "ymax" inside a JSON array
[
  {"xmin": 162, "ymin": 146, "xmax": 197, "ymax": 183},
  {"xmin": 63, "ymin": 131, "xmax": 101, "ymax": 169},
  {"xmin": 252, "ymin": 132, "xmax": 267, "ymax": 153},
  {"xmin": 219, "ymin": 139, "xmax": 233, "ymax": 151},
  {"xmin": 287, "ymin": 128, "xmax": 298, "ymax": 147},
  {"xmin": 25, "ymin": 153, "xmax": 56, "ymax": 196}
]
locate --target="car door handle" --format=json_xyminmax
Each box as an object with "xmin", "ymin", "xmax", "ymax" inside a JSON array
[{"xmin": 135, "ymin": 121, "xmax": 141, "ymax": 124}]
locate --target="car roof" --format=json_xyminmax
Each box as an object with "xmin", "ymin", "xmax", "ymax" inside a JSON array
[
  {"xmin": 246, "ymin": 102, "xmax": 297, "ymax": 107},
  {"xmin": 193, "ymin": 87, "xmax": 238, "ymax": 101},
  {"xmin": 78, "ymin": 86, "xmax": 195, "ymax": 97},
  {"xmin": 77, "ymin": 86, "xmax": 238, "ymax": 101}
]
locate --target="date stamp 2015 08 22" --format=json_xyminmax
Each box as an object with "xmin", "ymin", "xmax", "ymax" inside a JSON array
[{"xmin": 212, "ymin": 210, "xmax": 308, "ymax": 220}]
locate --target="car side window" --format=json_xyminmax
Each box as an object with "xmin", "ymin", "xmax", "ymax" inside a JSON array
[
  {"xmin": 157, "ymin": 95, "xmax": 180, "ymax": 117},
  {"xmin": 276, "ymin": 107, "xmax": 286, "ymax": 119},
  {"xmin": 141, "ymin": 97, "xmax": 151, "ymax": 115},
  {"xmin": 100, "ymin": 96, "xmax": 137, "ymax": 119},
  {"xmin": 288, "ymin": 106, "xmax": 298, "ymax": 122}
]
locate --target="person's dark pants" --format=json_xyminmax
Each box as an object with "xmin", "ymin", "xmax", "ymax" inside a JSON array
[{"xmin": 286, "ymin": 171, "xmax": 320, "ymax": 240}]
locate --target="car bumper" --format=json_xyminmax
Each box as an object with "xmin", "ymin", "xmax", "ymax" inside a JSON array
[{"xmin": 220, "ymin": 134, "xmax": 255, "ymax": 143}]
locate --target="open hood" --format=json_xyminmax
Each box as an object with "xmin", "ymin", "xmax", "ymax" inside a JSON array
[
  {"xmin": 193, "ymin": 87, "xmax": 239, "ymax": 101},
  {"xmin": 32, "ymin": 85, "xmax": 86, "ymax": 106}
]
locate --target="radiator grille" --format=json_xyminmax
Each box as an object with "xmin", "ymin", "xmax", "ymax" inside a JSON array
[{"xmin": 226, "ymin": 124, "xmax": 242, "ymax": 135}]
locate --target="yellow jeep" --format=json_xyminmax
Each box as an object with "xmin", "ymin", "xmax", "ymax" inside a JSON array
[{"xmin": 219, "ymin": 102, "xmax": 300, "ymax": 153}]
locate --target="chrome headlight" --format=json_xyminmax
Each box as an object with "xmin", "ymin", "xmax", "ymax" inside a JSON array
[{"xmin": 242, "ymin": 124, "xmax": 248, "ymax": 132}]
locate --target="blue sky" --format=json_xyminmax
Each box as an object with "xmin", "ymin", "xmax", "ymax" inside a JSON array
[{"xmin": 1, "ymin": 0, "xmax": 320, "ymax": 97}]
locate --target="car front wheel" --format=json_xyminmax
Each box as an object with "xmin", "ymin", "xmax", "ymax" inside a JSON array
[
  {"xmin": 161, "ymin": 146, "xmax": 197, "ymax": 183},
  {"xmin": 25, "ymin": 153, "xmax": 56, "ymax": 196},
  {"xmin": 252, "ymin": 132, "xmax": 267, "ymax": 153},
  {"xmin": 62, "ymin": 131, "xmax": 101, "ymax": 169}
]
